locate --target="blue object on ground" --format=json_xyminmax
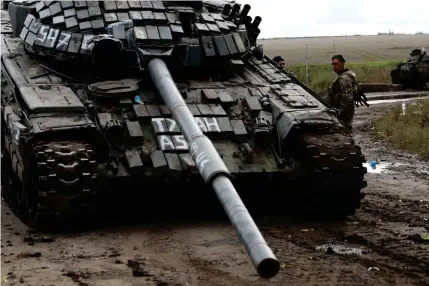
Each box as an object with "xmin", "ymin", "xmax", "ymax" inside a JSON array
[{"xmin": 134, "ymin": 95, "xmax": 143, "ymax": 104}]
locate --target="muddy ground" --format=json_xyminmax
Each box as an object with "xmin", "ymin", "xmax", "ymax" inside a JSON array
[{"xmin": 1, "ymin": 99, "xmax": 429, "ymax": 286}]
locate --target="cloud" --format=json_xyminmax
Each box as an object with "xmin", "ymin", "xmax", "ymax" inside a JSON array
[{"xmin": 241, "ymin": 0, "xmax": 429, "ymax": 38}]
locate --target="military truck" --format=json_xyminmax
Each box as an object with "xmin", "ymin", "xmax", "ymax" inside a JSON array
[
  {"xmin": 391, "ymin": 48, "xmax": 429, "ymax": 90},
  {"xmin": 1, "ymin": 0, "xmax": 368, "ymax": 278}
]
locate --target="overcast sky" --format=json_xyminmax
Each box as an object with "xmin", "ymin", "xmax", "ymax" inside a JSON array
[{"xmin": 240, "ymin": 0, "xmax": 429, "ymax": 38}]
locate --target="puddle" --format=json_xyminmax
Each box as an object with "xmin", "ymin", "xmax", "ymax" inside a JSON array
[
  {"xmin": 369, "ymin": 96, "xmax": 427, "ymax": 105},
  {"xmin": 363, "ymin": 161, "xmax": 429, "ymax": 175},
  {"xmin": 363, "ymin": 161, "xmax": 393, "ymax": 174},
  {"xmin": 315, "ymin": 243, "xmax": 367, "ymax": 255}
]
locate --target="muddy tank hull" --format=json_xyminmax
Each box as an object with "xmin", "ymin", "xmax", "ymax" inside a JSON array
[
  {"xmin": 391, "ymin": 53, "xmax": 429, "ymax": 89},
  {"xmin": 1, "ymin": 46, "xmax": 366, "ymax": 223},
  {"xmin": 2, "ymin": 1, "xmax": 367, "ymax": 230}
]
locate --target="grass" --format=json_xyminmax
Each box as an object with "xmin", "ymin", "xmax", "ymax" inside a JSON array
[
  {"xmin": 286, "ymin": 60, "xmax": 401, "ymax": 93},
  {"xmin": 373, "ymin": 98, "xmax": 429, "ymax": 160},
  {"xmin": 260, "ymin": 35, "xmax": 429, "ymax": 159},
  {"xmin": 261, "ymin": 34, "xmax": 429, "ymax": 92},
  {"xmin": 261, "ymin": 34, "xmax": 429, "ymax": 65}
]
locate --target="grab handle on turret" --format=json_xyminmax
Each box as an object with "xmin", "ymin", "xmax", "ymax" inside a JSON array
[{"xmin": 146, "ymin": 58, "xmax": 280, "ymax": 279}]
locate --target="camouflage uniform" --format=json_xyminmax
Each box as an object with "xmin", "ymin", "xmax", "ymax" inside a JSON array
[{"xmin": 326, "ymin": 69, "xmax": 358, "ymax": 134}]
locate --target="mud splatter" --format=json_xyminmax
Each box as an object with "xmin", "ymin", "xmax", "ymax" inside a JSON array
[{"xmin": 1, "ymin": 97, "xmax": 428, "ymax": 285}]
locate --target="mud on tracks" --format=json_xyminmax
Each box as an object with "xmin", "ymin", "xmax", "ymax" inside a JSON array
[{"xmin": 1, "ymin": 102, "xmax": 429, "ymax": 285}]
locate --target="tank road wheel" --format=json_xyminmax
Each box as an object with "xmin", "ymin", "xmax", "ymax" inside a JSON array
[
  {"xmin": 1, "ymin": 147, "xmax": 17, "ymax": 207},
  {"xmin": 19, "ymin": 177, "xmax": 54, "ymax": 229},
  {"xmin": 0, "ymin": 143, "xmax": 48, "ymax": 226},
  {"xmin": 0, "ymin": 117, "xmax": 19, "ymax": 211},
  {"xmin": 1, "ymin": 138, "xmax": 55, "ymax": 228},
  {"xmin": 391, "ymin": 69, "xmax": 401, "ymax": 84}
]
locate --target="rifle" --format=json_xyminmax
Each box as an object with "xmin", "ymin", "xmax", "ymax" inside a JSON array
[
  {"xmin": 331, "ymin": 73, "xmax": 370, "ymax": 108},
  {"xmin": 355, "ymin": 84, "xmax": 370, "ymax": 107}
]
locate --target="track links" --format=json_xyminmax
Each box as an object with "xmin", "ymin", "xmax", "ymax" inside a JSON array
[
  {"xmin": 296, "ymin": 131, "xmax": 368, "ymax": 217},
  {"xmin": 33, "ymin": 141, "xmax": 99, "ymax": 217},
  {"xmin": 3, "ymin": 140, "xmax": 99, "ymax": 228}
]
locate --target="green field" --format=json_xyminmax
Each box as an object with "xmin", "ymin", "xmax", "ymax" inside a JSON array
[
  {"xmin": 260, "ymin": 34, "xmax": 429, "ymax": 65},
  {"xmin": 260, "ymin": 34, "xmax": 429, "ymax": 93},
  {"xmin": 374, "ymin": 99, "xmax": 429, "ymax": 160},
  {"xmin": 287, "ymin": 61, "xmax": 400, "ymax": 93}
]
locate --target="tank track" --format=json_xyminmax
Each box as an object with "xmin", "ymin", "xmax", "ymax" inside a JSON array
[
  {"xmin": 294, "ymin": 130, "xmax": 367, "ymax": 217},
  {"xmin": 2, "ymin": 139, "xmax": 99, "ymax": 228}
]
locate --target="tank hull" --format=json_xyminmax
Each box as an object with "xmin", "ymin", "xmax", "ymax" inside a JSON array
[
  {"xmin": 1, "ymin": 0, "xmax": 366, "ymax": 229},
  {"xmin": 391, "ymin": 53, "xmax": 429, "ymax": 90}
]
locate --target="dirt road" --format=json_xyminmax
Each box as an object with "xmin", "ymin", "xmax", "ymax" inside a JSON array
[{"xmin": 2, "ymin": 100, "xmax": 429, "ymax": 286}]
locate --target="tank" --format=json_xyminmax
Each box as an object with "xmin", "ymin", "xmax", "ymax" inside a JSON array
[
  {"xmin": 390, "ymin": 48, "xmax": 429, "ymax": 89},
  {"xmin": 1, "ymin": 0, "xmax": 368, "ymax": 278}
]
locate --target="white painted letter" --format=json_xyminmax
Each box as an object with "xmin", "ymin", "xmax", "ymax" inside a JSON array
[
  {"xmin": 158, "ymin": 135, "xmax": 175, "ymax": 151},
  {"xmin": 194, "ymin": 117, "xmax": 207, "ymax": 132},
  {"xmin": 203, "ymin": 117, "xmax": 221, "ymax": 132}
]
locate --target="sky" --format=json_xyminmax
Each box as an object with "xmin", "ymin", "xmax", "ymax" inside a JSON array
[{"xmin": 238, "ymin": 0, "xmax": 429, "ymax": 38}]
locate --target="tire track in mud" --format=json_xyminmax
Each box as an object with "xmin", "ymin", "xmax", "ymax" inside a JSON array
[
  {"xmin": 116, "ymin": 226, "xmax": 186, "ymax": 286},
  {"xmin": 256, "ymin": 169, "xmax": 429, "ymax": 285},
  {"xmin": 2, "ymin": 103, "xmax": 428, "ymax": 285},
  {"xmin": 338, "ymin": 223, "xmax": 429, "ymax": 276},
  {"xmin": 259, "ymin": 217, "xmax": 429, "ymax": 285},
  {"xmin": 348, "ymin": 193, "xmax": 429, "ymax": 279},
  {"xmin": 348, "ymin": 125, "xmax": 429, "ymax": 284},
  {"xmin": 360, "ymin": 195, "xmax": 429, "ymax": 230},
  {"xmin": 259, "ymin": 225, "xmax": 410, "ymax": 285},
  {"xmin": 120, "ymin": 223, "xmax": 262, "ymax": 286}
]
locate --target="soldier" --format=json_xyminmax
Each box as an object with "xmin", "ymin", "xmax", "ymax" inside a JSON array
[
  {"xmin": 273, "ymin": 56, "xmax": 286, "ymax": 69},
  {"xmin": 326, "ymin": 54, "xmax": 358, "ymax": 135}
]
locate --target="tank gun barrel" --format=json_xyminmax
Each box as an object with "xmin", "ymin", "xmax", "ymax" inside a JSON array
[{"xmin": 146, "ymin": 58, "xmax": 280, "ymax": 279}]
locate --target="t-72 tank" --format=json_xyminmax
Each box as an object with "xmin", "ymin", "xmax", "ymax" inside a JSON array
[
  {"xmin": 1, "ymin": 0, "xmax": 368, "ymax": 278},
  {"xmin": 391, "ymin": 49, "xmax": 429, "ymax": 89}
]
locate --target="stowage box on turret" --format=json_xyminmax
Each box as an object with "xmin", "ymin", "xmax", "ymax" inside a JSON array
[{"xmin": 1, "ymin": 0, "xmax": 368, "ymax": 278}]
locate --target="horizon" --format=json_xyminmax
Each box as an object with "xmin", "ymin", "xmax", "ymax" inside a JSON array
[
  {"xmin": 241, "ymin": 0, "xmax": 429, "ymax": 39},
  {"xmin": 258, "ymin": 32, "xmax": 429, "ymax": 40},
  {"xmin": 1, "ymin": 1, "xmax": 428, "ymax": 38}
]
